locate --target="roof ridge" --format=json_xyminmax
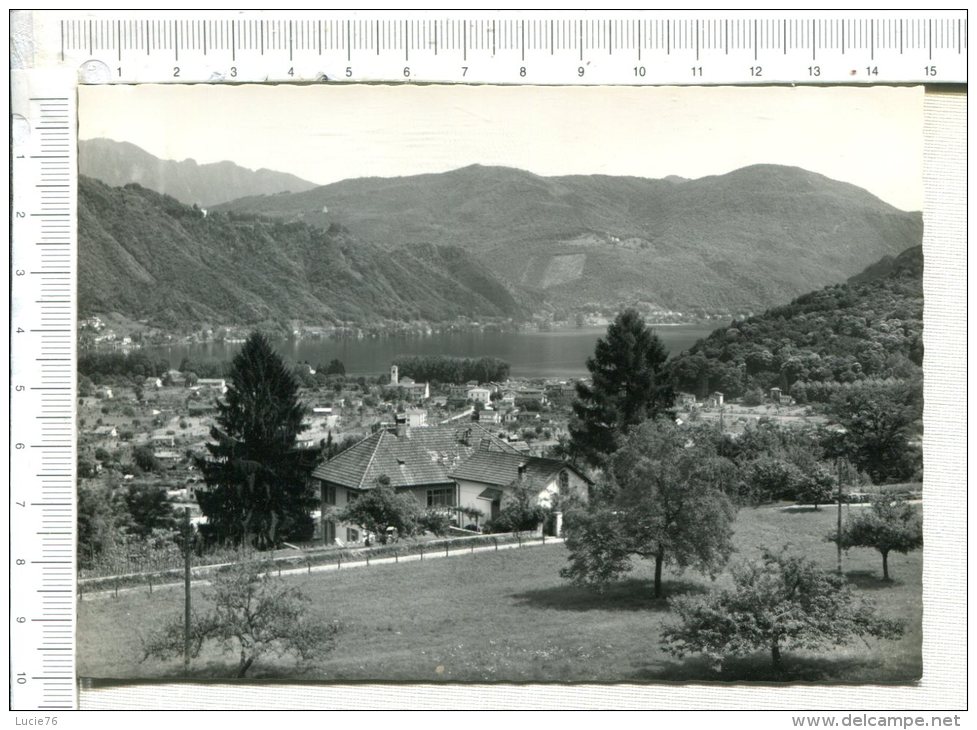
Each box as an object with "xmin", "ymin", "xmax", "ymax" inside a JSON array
[
  {"xmin": 469, "ymin": 422, "xmax": 520, "ymax": 453},
  {"xmin": 359, "ymin": 431, "xmax": 385, "ymax": 489},
  {"xmin": 311, "ymin": 430, "xmax": 381, "ymax": 486}
]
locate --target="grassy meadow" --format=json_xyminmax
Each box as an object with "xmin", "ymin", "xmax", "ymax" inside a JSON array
[{"xmin": 78, "ymin": 503, "xmax": 922, "ymax": 683}]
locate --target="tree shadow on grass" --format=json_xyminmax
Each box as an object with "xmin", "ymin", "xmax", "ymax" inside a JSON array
[
  {"xmin": 633, "ymin": 652, "xmax": 901, "ymax": 684},
  {"xmin": 779, "ymin": 505, "xmax": 829, "ymax": 514},
  {"xmin": 844, "ymin": 569, "xmax": 902, "ymax": 591},
  {"xmin": 510, "ymin": 578, "xmax": 708, "ymax": 613}
]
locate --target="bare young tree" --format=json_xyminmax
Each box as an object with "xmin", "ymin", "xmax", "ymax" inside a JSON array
[{"xmin": 142, "ymin": 560, "xmax": 338, "ymax": 677}]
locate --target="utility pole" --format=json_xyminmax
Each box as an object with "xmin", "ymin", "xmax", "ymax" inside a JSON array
[
  {"xmin": 183, "ymin": 506, "xmax": 192, "ymax": 677},
  {"xmin": 836, "ymin": 459, "xmax": 844, "ymax": 575}
]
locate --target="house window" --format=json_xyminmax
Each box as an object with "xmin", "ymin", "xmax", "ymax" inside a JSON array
[
  {"xmin": 427, "ymin": 487, "xmax": 455, "ymax": 507},
  {"xmin": 323, "ymin": 484, "xmax": 336, "ymax": 505},
  {"xmin": 559, "ymin": 470, "xmax": 570, "ymax": 492},
  {"xmin": 347, "ymin": 528, "xmax": 359, "ymax": 543}
]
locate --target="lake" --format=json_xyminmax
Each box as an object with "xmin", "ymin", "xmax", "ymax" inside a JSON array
[{"xmin": 145, "ymin": 324, "xmax": 717, "ymax": 379}]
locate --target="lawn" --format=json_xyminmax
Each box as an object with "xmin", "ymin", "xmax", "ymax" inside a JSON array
[{"xmin": 77, "ymin": 503, "xmax": 922, "ymax": 683}]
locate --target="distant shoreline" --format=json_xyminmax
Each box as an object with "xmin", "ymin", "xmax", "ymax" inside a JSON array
[{"xmin": 113, "ymin": 323, "xmax": 718, "ymax": 380}]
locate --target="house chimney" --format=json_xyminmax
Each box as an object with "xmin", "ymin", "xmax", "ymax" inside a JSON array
[
  {"xmin": 517, "ymin": 463, "xmax": 527, "ymax": 483},
  {"xmin": 395, "ymin": 413, "xmax": 410, "ymax": 439}
]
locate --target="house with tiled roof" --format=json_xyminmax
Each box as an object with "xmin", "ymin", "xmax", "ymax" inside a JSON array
[
  {"xmin": 310, "ymin": 420, "xmax": 589, "ymax": 543},
  {"xmin": 402, "ymin": 408, "xmax": 427, "ymax": 428},
  {"xmin": 450, "ymin": 450, "xmax": 591, "ymax": 525},
  {"xmin": 467, "ymin": 386, "xmax": 493, "ymax": 404},
  {"xmin": 476, "ymin": 406, "xmax": 501, "ymax": 424}
]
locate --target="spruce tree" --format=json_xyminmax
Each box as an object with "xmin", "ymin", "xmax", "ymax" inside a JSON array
[
  {"xmin": 196, "ymin": 332, "xmax": 317, "ymax": 549},
  {"xmin": 569, "ymin": 308, "xmax": 674, "ymax": 467}
]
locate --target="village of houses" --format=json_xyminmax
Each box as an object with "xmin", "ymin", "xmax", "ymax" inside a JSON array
[{"xmin": 78, "ymin": 360, "xmax": 824, "ymax": 557}]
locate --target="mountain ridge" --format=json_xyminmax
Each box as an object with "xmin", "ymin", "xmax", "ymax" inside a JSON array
[
  {"xmin": 79, "ymin": 138, "xmax": 320, "ymax": 208},
  {"xmin": 78, "ymin": 144, "xmax": 924, "ymax": 327},
  {"xmin": 214, "ymin": 163, "xmax": 922, "ymax": 314}
]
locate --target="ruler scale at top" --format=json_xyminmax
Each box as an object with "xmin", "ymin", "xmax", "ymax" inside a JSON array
[
  {"xmin": 21, "ymin": 11, "xmax": 969, "ymax": 85},
  {"xmin": 7, "ymin": 8, "xmax": 967, "ymax": 713}
]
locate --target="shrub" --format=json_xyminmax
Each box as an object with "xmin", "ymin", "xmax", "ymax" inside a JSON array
[
  {"xmin": 417, "ymin": 509, "xmax": 452, "ymax": 537},
  {"xmin": 741, "ymin": 388, "xmax": 765, "ymax": 406},
  {"xmin": 662, "ymin": 547, "xmax": 903, "ymax": 670},
  {"xmin": 486, "ymin": 479, "xmax": 549, "ymax": 534}
]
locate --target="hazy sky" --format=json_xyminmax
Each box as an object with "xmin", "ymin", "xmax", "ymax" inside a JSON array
[{"xmin": 80, "ymin": 84, "xmax": 923, "ymax": 210}]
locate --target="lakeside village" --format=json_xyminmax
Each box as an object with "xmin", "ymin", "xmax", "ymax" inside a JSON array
[
  {"xmin": 77, "ymin": 301, "xmax": 751, "ymax": 350},
  {"xmin": 77, "ymin": 316, "xmax": 923, "ymax": 681},
  {"xmin": 77, "ymin": 354, "xmax": 823, "ymax": 561}
]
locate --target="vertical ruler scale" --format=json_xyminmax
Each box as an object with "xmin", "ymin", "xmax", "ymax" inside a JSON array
[{"xmin": 10, "ymin": 72, "xmax": 78, "ymax": 710}]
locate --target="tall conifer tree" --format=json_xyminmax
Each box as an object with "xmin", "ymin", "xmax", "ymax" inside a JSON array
[
  {"xmin": 570, "ymin": 308, "xmax": 674, "ymax": 467},
  {"xmin": 197, "ymin": 332, "xmax": 317, "ymax": 549}
]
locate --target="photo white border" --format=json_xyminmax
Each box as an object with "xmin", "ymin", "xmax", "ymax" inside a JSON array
[{"xmin": 71, "ymin": 88, "xmax": 966, "ymax": 713}]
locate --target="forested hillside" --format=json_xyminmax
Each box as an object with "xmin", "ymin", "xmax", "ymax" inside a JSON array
[
  {"xmin": 78, "ymin": 177, "xmax": 531, "ymax": 328},
  {"xmin": 668, "ymin": 246, "xmax": 923, "ymax": 403}
]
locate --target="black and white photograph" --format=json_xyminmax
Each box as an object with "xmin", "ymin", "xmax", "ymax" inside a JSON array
[{"xmin": 73, "ymin": 83, "xmax": 926, "ymax": 685}]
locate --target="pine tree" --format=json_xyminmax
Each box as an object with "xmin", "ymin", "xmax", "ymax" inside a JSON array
[
  {"xmin": 570, "ymin": 308, "xmax": 674, "ymax": 467},
  {"xmin": 196, "ymin": 332, "xmax": 317, "ymax": 549}
]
